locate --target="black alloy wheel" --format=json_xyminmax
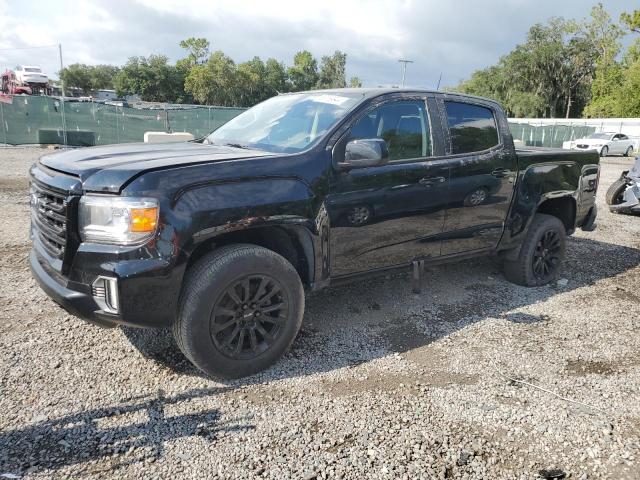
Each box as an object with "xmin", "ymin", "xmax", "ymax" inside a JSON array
[
  {"xmin": 211, "ymin": 275, "xmax": 288, "ymax": 360},
  {"xmin": 531, "ymin": 230, "xmax": 562, "ymax": 281},
  {"xmin": 502, "ymin": 213, "xmax": 566, "ymax": 287}
]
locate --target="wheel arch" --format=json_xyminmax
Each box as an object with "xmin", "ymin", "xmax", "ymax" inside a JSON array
[
  {"xmin": 185, "ymin": 224, "xmax": 316, "ymax": 288},
  {"xmin": 536, "ymin": 195, "xmax": 576, "ymax": 233}
]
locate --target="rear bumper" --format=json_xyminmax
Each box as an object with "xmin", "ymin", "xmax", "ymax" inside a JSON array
[{"xmin": 609, "ymin": 184, "xmax": 640, "ymax": 214}]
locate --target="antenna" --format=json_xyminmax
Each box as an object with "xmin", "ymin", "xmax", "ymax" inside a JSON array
[
  {"xmin": 398, "ymin": 59, "xmax": 414, "ymax": 87},
  {"xmin": 436, "ymin": 72, "xmax": 442, "ymax": 91}
]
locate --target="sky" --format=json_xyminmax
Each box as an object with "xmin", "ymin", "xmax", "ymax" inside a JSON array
[{"xmin": 0, "ymin": 0, "xmax": 635, "ymax": 89}]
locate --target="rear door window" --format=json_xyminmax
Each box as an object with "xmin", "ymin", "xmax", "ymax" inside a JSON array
[{"xmin": 444, "ymin": 101, "xmax": 499, "ymax": 154}]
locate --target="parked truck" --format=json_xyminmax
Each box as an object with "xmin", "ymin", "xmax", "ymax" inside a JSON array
[
  {"xmin": 1, "ymin": 70, "xmax": 32, "ymax": 95},
  {"xmin": 29, "ymin": 89, "xmax": 600, "ymax": 378}
]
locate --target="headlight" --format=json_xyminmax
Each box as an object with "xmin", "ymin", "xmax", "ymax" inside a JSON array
[{"xmin": 79, "ymin": 195, "xmax": 159, "ymax": 245}]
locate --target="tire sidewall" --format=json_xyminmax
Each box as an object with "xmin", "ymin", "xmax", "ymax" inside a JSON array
[
  {"xmin": 178, "ymin": 246, "xmax": 304, "ymax": 378},
  {"xmin": 606, "ymin": 179, "xmax": 627, "ymax": 206},
  {"xmin": 518, "ymin": 215, "xmax": 566, "ymax": 286}
]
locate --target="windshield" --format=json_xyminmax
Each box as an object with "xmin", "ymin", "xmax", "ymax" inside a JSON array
[
  {"xmin": 588, "ymin": 133, "xmax": 611, "ymax": 140},
  {"xmin": 206, "ymin": 92, "xmax": 364, "ymax": 153}
]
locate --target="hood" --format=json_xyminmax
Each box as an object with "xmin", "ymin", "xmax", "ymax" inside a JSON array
[{"xmin": 39, "ymin": 142, "xmax": 274, "ymax": 193}]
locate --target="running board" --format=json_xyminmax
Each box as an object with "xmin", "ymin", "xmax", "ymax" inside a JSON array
[{"xmin": 412, "ymin": 260, "xmax": 425, "ymax": 293}]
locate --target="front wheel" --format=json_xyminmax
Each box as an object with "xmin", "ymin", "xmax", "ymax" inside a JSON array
[
  {"xmin": 174, "ymin": 244, "xmax": 304, "ymax": 379},
  {"xmin": 600, "ymin": 146, "xmax": 609, "ymax": 157},
  {"xmin": 463, "ymin": 187, "xmax": 489, "ymax": 207},
  {"xmin": 503, "ymin": 214, "xmax": 566, "ymax": 287}
]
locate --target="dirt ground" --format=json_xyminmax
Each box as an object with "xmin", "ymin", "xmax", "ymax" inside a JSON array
[{"xmin": 0, "ymin": 147, "xmax": 639, "ymax": 479}]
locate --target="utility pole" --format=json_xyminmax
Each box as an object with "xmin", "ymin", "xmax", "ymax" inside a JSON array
[
  {"xmin": 58, "ymin": 43, "xmax": 67, "ymax": 147},
  {"xmin": 398, "ymin": 59, "xmax": 413, "ymax": 87}
]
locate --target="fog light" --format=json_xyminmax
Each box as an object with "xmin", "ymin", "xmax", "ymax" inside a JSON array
[{"xmin": 91, "ymin": 276, "xmax": 119, "ymax": 314}]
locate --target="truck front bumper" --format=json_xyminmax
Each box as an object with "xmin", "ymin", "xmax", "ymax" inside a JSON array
[
  {"xmin": 29, "ymin": 238, "xmax": 184, "ymax": 329},
  {"xmin": 30, "ymin": 249, "xmax": 118, "ymax": 328}
]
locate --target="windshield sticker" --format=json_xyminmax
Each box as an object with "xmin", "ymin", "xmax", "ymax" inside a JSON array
[{"xmin": 308, "ymin": 94, "xmax": 351, "ymax": 106}]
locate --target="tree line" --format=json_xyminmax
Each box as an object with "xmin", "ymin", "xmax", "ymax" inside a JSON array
[
  {"xmin": 59, "ymin": 39, "xmax": 362, "ymax": 107},
  {"xmin": 453, "ymin": 5, "xmax": 640, "ymax": 118}
]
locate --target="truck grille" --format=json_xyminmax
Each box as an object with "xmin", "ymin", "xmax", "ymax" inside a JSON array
[{"xmin": 30, "ymin": 181, "xmax": 69, "ymax": 259}]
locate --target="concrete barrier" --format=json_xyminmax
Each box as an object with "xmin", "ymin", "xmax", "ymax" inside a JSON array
[{"xmin": 144, "ymin": 132, "xmax": 195, "ymax": 143}]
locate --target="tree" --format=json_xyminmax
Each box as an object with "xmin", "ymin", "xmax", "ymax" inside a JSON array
[
  {"xmin": 456, "ymin": 7, "xmax": 621, "ymax": 118},
  {"xmin": 621, "ymin": 10, "xmax": 640, "ymax": 34},
  {"xmin": 178, "ymin": 37, "xmax": 210, "ymax": 67},
  {"xmin": 114, "ymin": 55, "xmax": 186, "ymax": 103},
  {"xmin": 582, "ymin": 4, "xmax": 624, "ymax": 117},
  {"xmin": 90, "ymin": 65, "xmax": 120, "ymax": 90},
  {"xmin": 317, "ymin": 51, "xmax": 347, "ymax": 89},
  {"xmin": 59, "ymin": 64, "xmax": 120, "ymax": 94},
  {"xmin": 235, "ymin": 56, "xmax": 267, "ymax": 106},
  {"xmin": 584, "ymin": 7, "xmax": 640, "ymax": 117},
  {"xmin": 348, "ymin": 76, "xmax": 363, "ymax": 88},
  {"xmin": 265, "ymin": 58, "xmax": 288, "ymax": 95},
  {"xmin": 184, "ymin": 51, "xmax": 237, "ymax": 106},
  {"xmin": 59, "ymin": 64, "xmax": 92, "ymax": 94},
  {"xmin": 287, "ymin": 50, "xmax": 318, "ymax": 91}
]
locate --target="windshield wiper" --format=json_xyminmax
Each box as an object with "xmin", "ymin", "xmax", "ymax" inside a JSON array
[{"xmin": 222, "ymin": 142, "xmax": 250, "ymax": 149}]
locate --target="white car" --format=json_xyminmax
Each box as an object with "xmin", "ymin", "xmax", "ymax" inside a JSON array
[
  {"xmin": 14, "ymin": 65, "xmax": 48, "ymax": 85},
  {"xmin": 564, "ymin": 132, "xmax": 635, "ymax": 157}
]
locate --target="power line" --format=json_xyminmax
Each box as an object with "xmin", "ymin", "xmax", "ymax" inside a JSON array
[{"xmin": 0, "ymin": 44, "xmax": 60, "ymax": 52}]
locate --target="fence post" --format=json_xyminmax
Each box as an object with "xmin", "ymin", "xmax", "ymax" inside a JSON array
[
  {"xmin": 0, "ymin": 100, "xmax": 6, "ymax": 147},
  {"xmin": 115, "ymin": 105, "xmax": 120, "ymax": 144}
]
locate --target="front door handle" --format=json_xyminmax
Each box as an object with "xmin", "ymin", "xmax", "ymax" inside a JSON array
[
  {"xmin": 418, "ymin": 176, "xmax": 446, "ymax": 186},
  {"xmin": 491, "ymin": 168, "xmax": 509, "ymax": 178}
]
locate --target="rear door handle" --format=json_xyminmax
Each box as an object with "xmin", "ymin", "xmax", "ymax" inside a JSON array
[
  {"xmin": 491, "ymin": 168, "xmax": 509, "ymax": 178},
  {"xmin": 418, "ymin": 176, "xmax": 446, "ymax": 186}
]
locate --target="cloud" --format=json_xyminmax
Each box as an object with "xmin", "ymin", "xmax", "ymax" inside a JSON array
[{"xmin": 0, "ymin": 0, "xmax": 634, "ymax": 89}]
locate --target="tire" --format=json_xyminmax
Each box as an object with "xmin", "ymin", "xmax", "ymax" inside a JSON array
[
  {"xmin": 463, "ymin": 187, "xmax": 489, "ymax": 207},
  {"xmin": 600, "ymin": 146, "xmax": 609, "ymax": 157},
  {"xmin": 173, "ymin": 244, "xmax": 304, "ymax": 379},
  {"xmin": 605, "ymin": 178, "xmax": 627, "ymax": 206},
  {"xmin": 503, "ymin": 214, "xmax": 566, "ymax": 287},
  {"xmin": 624, "ymin": 146, "xmax": 633, "ymax": 157}
]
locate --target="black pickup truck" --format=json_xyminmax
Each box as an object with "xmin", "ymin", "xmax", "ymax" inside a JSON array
[{"xmin": 29, "ymin": 89, "xmax": 599, "ymax": 378}]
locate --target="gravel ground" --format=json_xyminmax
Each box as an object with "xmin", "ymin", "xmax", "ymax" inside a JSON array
[{"xmin": 1, "ymin": 146, "xmax": 639, "ymax": 479}]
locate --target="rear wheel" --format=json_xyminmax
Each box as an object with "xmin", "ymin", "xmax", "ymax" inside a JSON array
[
  {"xmin": 503, "ymin": 214, "xmax": 566, "ymax": 287},
  {"xmin": 605, "ymin": 178, "xmax": 627, "ymax": 207},
  {"xmin": 624, "ymin": 146, "xmax": 633, "ymax": 157},
  {"xmin": 600, "ymin": 146, "xmax": 609, "ymax": 157},
  {"xmin": 174, "ymin": 244, "xmax": 304, "ymax": 378}
]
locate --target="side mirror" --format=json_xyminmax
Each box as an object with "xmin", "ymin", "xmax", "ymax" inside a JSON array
[{"xmin": 340, "ymin": 138, "xmax": 389, "ymax": 169}]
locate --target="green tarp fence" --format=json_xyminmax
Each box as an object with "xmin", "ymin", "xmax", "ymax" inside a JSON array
[
  {"xmin": 0, "ymin": 95, "xmax": 245, "ymax": 146},
  {"xmin": 507, "ymin": 122, "xmax": 596, "ymax": 148},
  {"xmin": 0, "ymin": 95, "xmax": 600, "ymax": 149}
]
